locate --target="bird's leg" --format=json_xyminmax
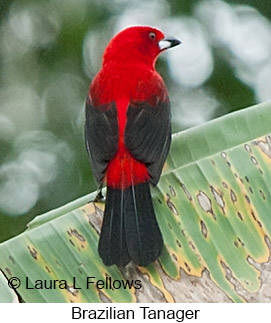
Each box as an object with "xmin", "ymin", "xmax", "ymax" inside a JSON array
[{"xmin": 94, "ymin": 185, "xmax": 105, "ymax": 202}]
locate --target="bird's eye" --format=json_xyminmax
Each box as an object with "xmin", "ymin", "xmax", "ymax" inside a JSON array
[{"xmin": 149, "ymin": 32, "xmax": 156, "ymax": 40}]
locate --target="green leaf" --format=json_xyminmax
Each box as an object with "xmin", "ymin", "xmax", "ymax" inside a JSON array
[
  {"xmin": 0, "ymin": 101, "xmax": 271, "ymax": 302},
  {"xmin": 0, "ymin": 271, "xmax": 19, "ymax": 303}
]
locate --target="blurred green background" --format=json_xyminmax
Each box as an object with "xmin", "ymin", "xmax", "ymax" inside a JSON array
[{"xmin": 0, "ymin": 0, "xmax": 271, "ymax": 242}]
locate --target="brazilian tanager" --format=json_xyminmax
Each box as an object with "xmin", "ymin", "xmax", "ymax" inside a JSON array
[{"xmin": 85, "ymin": 26, "xmax": 180, "ymax": 266}]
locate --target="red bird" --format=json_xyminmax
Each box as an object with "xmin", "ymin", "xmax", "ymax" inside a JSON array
[{"xmin": 85, "ymin": 26, "xmax": 180, "ymax": 267}]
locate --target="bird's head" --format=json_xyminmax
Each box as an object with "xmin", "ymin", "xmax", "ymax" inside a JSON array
[{"xmin": 102, "ymin": 26, "xmax": 181, "ymax": 68}]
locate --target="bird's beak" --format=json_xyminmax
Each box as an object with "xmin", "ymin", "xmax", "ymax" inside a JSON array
[{"xmin": 158, "ymin": 35, "xmax": 182, "ymax": 51}]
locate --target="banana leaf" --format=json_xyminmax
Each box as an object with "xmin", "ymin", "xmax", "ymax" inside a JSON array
[
  {"xmin": 0, "ymin": 101, "xmax": 271, "ymax": 303},
  {"xmin": 0, "ymin": 270, "xmax": 19, "ymax": 303}
]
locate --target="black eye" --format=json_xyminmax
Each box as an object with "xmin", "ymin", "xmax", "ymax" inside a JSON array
[{"xmin": 149, "ymin": 32, "xmax": 156, "ymax": 40}]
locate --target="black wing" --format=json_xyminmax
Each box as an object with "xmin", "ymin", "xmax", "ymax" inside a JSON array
[
  {"xmin": 124, "ymin": 100, "xmax": 171, "ymax": 186},
  {"xmin": 85, "ymin": 97, "xmax": 119, "ymax": 184}
]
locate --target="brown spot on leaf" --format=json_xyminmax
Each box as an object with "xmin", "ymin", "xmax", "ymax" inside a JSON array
[
  {"xmin": 55, "ymin": 260, "xmax": 61, "ymax": 267},
  {"xmin": 197, "ymin": 191, "xmax": 216, "ymax": 219},
  {"xmin": 45, "ymin": 266, "xmax": 51, "ymax": 273},
  {"xmin": 184, "ymin": 262, "xmax": 191, "ymax": 272},
  {"xmin": 238, "ymin": 238, "xmax": 245, "ymax": 247},
  {"xmin": 251, "ymin": 210, "xmax": 257, "ymax": 221},
  {"xmin": 230, "ymin": 190, "xmax": 237, "ymax": 203},
  {"xmin": 259, "ymin": 189, "xmax": 266, "ymax": 200},
  {"xmin": 253, "ymin": 135, "xmax": 271, "ymax": 158},
  {"xmin": 250, "ymin": 211, "xmax": 263, "ymax": 228},
  {"xmin": 237, "ymin": 212, "xmax": 244, "ymax": 221},
  {"xmin": 176, "ymin": 240, "xmax": 182, "ymax": 248},
  {"xmin": 244, "ymin": 144, "xmax": 252, "ymax": 153},
  {"xmin": 189, "ymin": 241, "xmax": 196, "ymax": 251},
  {"xmin": 210, "ymin": 186, "xmax": 225, "ymax": 213},
  {"xmin": 9, "ymin": 256, "xmax": 15, "ymax": 264},
  {"xmin": 172, "ymin": 253, "xmax": 178, "ymax": 261},
  {"xmin": 251, "ymin": 156, "xmax": 258, "ymax": 165},
  {"xmin": 27, "ymin": 245, "xmax": 38, "ymax": 260},
  {"xmin": 200, "ymin": 220, "xmax": 208, "ymax": 238},
  {"xmin": 222, "ymin": 182, "xmax": 228, "ymax": 189},
  {"xmin": 66, "ymin": 285, "xmax": 79, "ymax": 297},
  {"xmin": 197, "ymin": 191, "xmax": 212, "ymax": 212},
  {"xmin": 221, "ymin": 151, "xmax": 231, "ymax": 166},
  {"xmin": 180, "ymin": 182, "xmax": 192, "ymax": 201},
  {"xmin": 79, "ymin": 263, "xmax": 85, "ymax": 271},
  {"xmin": 245, "ymin": 195, "xmax": 251, "ymax": 204},
  {"xmin": 166, "ymin": 194, "xmax": 178, "ymax": 215},
  {"xmin": 5, "ymin": 267, "xmax": 12, "ymax": 276},
  {"xmin": 169, "ymin": 185, "xmax": 176, "ymax": 197},
  {"xmin": 247, "ymin": 256, "xmax": 256, "ymax": 266},
  {"xmin": 220, "ymin": 261, "xmax": 241, "ymax": 288},
  {"xmin": 69, "ymin": 239, "xmax": 75, "ymax": 246},
  {"xmin": 68, "ymin": 229, "xmax": 86, "ymax": 242}
]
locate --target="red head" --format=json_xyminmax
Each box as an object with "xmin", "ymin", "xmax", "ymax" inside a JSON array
[{"xmin": 102, "ymin": 26, "xmax": 181, "ymax": 69}]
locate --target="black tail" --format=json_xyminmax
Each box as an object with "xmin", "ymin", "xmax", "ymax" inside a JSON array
[{"xmin": 98, "ymin": 182, "xmax": 163, "ymax": 267}]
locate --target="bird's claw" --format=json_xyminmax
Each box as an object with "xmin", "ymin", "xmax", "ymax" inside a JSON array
[{"xmin": 94, "ymin": 188, "xmax": 105, "ymax": 202}]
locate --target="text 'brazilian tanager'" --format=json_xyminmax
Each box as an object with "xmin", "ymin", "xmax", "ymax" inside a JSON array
[{"xmin": 85, "ymin": 26, "xmax": 181, "ymax": 267}]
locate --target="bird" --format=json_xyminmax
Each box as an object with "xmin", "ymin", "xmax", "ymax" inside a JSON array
[{"xmin": 85, "ymin": 26, "xmax": 181, "ymax": 267}]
